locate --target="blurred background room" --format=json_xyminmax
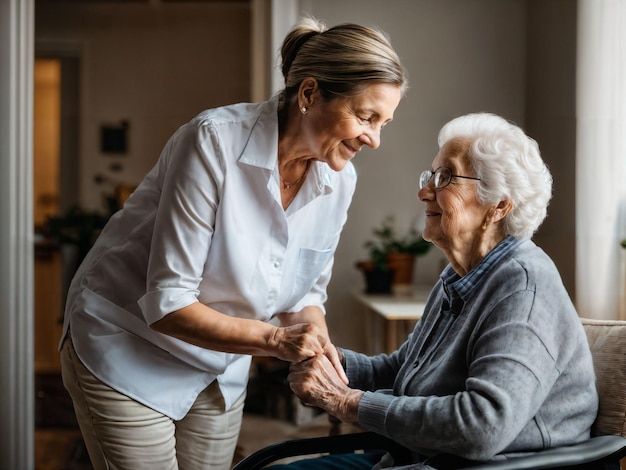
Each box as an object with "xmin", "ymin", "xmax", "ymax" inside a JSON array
[{"xmin": 1, "ymin": 0, "xmax": 625, "ymax": 468}]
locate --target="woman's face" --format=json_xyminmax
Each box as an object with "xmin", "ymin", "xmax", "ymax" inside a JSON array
[
  {"xmin": 418, "ymin": 138, "xmax": 491, "ymax": 253},
  {"xmin": 303, "ymin": 83, "xmax": 402, "ymax": 171}
]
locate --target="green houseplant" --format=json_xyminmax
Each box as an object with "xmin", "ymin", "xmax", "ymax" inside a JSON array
[{"xmin": 356, "ymin": 215, "xmax": 432, "ymax": 293}]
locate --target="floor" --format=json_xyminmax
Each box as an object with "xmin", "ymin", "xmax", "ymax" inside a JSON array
[{"xmin": 35, "ymin": 412, "xmax": 362, "ymax": 470}]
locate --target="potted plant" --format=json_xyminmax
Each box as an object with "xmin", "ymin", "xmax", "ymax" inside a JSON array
[{"xmin": 356, "ymin": 215, "xmax": 432, "ymax": 293}]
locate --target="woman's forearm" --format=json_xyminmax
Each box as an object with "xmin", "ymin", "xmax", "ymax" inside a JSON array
[{"xmin": 151, "ymin": 302, "xmax": 325, "ymax": 363}]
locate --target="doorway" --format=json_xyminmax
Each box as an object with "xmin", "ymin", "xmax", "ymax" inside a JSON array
[
  {"xmin": 33, "ymin": 55, "xmax": 87, "ymax": 469},
  {"xmin": 33, "ymin": 52, "xmax": 80, "ymax": 375},
  {"xmin": 34, "ymin": 58, "xmax": 60, "ymax": 232}
]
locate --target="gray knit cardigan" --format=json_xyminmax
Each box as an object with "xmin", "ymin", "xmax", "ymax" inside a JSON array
[{"xmin": 342, "ymin": 239, "xmax": 597, "ymax": 464}]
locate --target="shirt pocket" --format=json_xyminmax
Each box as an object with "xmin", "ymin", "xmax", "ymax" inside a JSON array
[
  {"xmin": 288, "ymin": 248, "xmax": 333, "ymax": 302},
  {"xmin": 296, "ymin": 247, "xmax": 332, "ymax": 278}
]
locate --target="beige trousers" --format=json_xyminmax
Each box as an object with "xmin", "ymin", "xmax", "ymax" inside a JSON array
[{"xmin": 60, "ymin": 337, "xmax": 245, "ymax": 470}]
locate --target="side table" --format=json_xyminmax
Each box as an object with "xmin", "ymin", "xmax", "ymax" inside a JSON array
[{"xmin": 351, "ymin": 287, "xmax": 431, "ymax": 354}]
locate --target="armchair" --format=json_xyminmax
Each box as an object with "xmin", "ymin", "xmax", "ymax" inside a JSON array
[{"xmin": 233, "ymin": 318, "xmax": 626, "ymax": 469}]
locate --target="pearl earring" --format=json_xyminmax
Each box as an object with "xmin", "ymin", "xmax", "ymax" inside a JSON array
[
  {"xmin": 482, "ymin": 222, "xmax": 487, "ymax": 230},
  {"xmin": 300, "ymin": 106, "xmax": 307, "ymax": 114}
]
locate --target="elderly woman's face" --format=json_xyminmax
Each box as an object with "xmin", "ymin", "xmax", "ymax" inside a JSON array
[
  {"xmin": 304, "ymin": 83, "xmax": 402, "ymax": 171},
  {"xmin": 418, "ymin": 138, "xmax": 491, "ymax": 252}
]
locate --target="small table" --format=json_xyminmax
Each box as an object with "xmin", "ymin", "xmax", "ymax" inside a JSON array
[{"xmin": 352, "ymin": 287, "xmax": 431, "ymax": 354}]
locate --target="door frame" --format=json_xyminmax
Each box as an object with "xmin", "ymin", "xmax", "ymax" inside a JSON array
[{"xmin": 0, "ymin": 0, "xmax": 35, "ymax": 468}]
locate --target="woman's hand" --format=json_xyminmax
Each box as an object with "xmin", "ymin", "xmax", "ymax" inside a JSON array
[
  {"xmin": 276, "ymin": 307, "xmax": 348, "ymax": 384},
  {"xmin": 288, "ymin": 354, "xmax": 363, "ymax": 423},
  {"xmin": 270, "ymin": 323, "xmax": 328, "ymax": 363}
]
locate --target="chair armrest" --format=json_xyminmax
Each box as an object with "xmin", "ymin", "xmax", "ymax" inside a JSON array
[
  {"xmin": 463, "ymin": 435, "xmax": 626, "ymax": 469},
  {"xmin": 233, "ymin": 433, "xmax": 626, "ymax": 470},
  {"xmin": 232, "ymin": 431, "xmax": 412, "ymax": 470}
]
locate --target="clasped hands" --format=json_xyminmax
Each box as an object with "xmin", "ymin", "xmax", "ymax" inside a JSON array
[{"xmin": 287, "ymin": 346, "xmax": 363, "ymax": 424}]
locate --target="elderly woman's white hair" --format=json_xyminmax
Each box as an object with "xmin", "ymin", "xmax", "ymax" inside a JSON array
[{"xmin": 438, "ymin": 113, "xmax": 553, "ymax": 239}]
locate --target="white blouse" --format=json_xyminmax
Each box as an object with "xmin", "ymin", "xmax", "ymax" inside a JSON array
[{"xmin": 60, "ymin": 96, "xmax": 357, "ymax": 419}]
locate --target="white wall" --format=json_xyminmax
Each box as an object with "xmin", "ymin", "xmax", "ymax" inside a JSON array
[
  {"xmin": 524, "ymin": 0, "xmax": 577, "ymax": 302},
  {"xmin": 298, "ymin": 0, "xmax": 528, "ymax": 350}
]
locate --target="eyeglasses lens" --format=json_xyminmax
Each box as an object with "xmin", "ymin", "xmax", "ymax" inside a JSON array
[
  {"xmin": 419, "ymin": 170, "xmax": 432, "ymax": 189},
  {"xmin": 420, "ymin": 167, "xmax": 455, "ymax": 189},
  {"xmin": 433, "ymin": 167, "xmax": 451, "ymax": 189}
]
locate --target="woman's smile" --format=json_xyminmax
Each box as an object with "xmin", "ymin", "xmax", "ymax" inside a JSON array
[{"xmin": 342, "ymin": 141, "xmax": 361, "ymax": 157}]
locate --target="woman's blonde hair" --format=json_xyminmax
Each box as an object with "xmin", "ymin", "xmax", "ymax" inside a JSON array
[{"xmin": 279, "ymin": 16, "xmax": 407, "ymax": 106}]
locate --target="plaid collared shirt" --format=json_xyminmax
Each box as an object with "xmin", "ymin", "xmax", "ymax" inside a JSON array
[{"xmin": 440, "ymin": 236, "xmax": 523, "ymax": 314}]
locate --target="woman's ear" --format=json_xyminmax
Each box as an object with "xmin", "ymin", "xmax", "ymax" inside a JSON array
[
  {"xmin": 298, "ymin": 77, "xmax": 318, "ymax": 109},
  {"xmin": 492, "ymin": 199, "xmax": 513, "ymax": 223}
]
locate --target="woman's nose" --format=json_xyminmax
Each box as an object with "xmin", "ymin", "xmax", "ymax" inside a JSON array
[
  {"xmin": 417, "ymin": 184, "xmax": 433, "ymax": 201},
  {"xmin": 361, "ymin": 127, "xmax": 381, "ymax": 149}
]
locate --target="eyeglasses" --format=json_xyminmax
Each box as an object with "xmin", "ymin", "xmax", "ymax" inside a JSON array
[{"xmin": 419, "ymin": 166, "xmax": 481, "ymax": 190}]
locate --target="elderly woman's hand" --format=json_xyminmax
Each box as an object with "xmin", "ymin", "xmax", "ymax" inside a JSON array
[
  {"xmin": 288, "ymin": 354, "xmax": 363, "ymax": 423},
  {"xmin": 323, "ymin": 343, "xmax": 349, "ymax": 385}
]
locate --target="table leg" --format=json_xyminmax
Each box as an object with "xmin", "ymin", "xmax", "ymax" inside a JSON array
[{"xmin": 385, "ymin": 320, "xmax": 397, "ymax": 355}]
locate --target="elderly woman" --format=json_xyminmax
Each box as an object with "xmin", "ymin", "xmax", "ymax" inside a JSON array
[{"xmin": 287, "ymin": 113, "xmax": 598, "ymax": 469}]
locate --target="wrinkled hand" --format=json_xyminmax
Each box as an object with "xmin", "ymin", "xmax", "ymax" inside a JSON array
[
  {"xmin": 270, "ymin": 323, "xmax": 327, "ymax": 363},
  {"xmin": 323, "ymin": 342, "xmax": 349, "ymax": 385},
  {"xmin": 288, "ymin": 354, "xmax": 363, "ymax": 423}
]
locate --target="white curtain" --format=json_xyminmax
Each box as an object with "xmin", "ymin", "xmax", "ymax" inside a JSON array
[{"xmin": 576, "ymin": 0, "xmax": 626, "ymax": 320}]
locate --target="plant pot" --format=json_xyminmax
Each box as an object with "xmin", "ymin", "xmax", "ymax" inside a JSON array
[
  {"xmin": 356, "ymin": 261, "xmax": 395, "ymax": 294},
  {"xmin": 386, "ymin": 253, "xmax": 415, "ymax": 285},
  {"xmin": 363, "ymin": 268, "xmax": 395, "ymax": 294}
]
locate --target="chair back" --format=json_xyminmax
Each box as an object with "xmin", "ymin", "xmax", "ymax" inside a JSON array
[{"xmin": 582, "ymin": 318, "xmax": 626, "ymax": 437}]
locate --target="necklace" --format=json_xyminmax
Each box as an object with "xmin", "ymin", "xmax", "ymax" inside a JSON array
[{"xmin": 280, "ymin": 160, "xmax": 310, "ymax": 189}]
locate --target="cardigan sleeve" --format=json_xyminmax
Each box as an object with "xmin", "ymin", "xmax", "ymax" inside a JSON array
[{"xmin": 342, "ymin": 347, "xmax": 404, "ymax": 392}]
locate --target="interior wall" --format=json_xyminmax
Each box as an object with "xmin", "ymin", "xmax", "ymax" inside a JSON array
[
  {"xmin": 35, "ymin": 1, "xmax": 252, "ymax": 212},
  {"xmin": 524, "ymin": 0, "xmax": 577, "ymax": 300},
  {"xmin": 298, "ymin": 0, "xmax": 529, "ymax": 351}
]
